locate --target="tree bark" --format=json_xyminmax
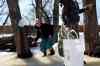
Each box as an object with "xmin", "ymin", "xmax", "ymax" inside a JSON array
[
  {"xmin": 53, "ymin": 0, "xmax": 59, "ymax": 25},
  {"xmin": 7, "ymin": 0, "xmax": 32, "ymax": 58},
  {"xmin": 84, "ymin": 0, "xmax": 98, "ymax": 56},
  {"xmin": 36, "ymin": 0, "xmax": 42, "ymax": 19}
]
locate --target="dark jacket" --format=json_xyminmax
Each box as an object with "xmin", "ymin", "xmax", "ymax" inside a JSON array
[{"xmin": 40, "ymin": 23, "xmax": 54, "ymax": 38}]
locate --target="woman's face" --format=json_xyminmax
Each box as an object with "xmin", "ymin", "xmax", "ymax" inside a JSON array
[{"xmin": 35, "ymin": 19, "xmax": 42, "ymax": 27}]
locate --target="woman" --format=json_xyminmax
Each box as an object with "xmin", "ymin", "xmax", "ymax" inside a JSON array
[
  {"xmin": 40, "ymin": 23, "xmax": 55, "ymax": 56},
  {"xmin": 35, "ymin": 19, "xmax": 55, "ymax": 56}
]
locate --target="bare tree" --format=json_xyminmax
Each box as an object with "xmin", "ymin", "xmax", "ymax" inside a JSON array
[
  {"xmin": 53, "ymin": 0, "xmax": 59, "ymax": 25},
  {"xmin": 35, "ymin": 0, "xmax": 52, "ymax": 23},
  {"xmin": 35, "ymin": 0, "xmax": 42, "ymax": 19},
  {"xmin": 7, "ymin": 0, "xmax": 32, "ymax": 58}
]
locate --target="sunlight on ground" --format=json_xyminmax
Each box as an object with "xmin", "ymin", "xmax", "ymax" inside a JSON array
[
  {"xmin": 0, "ymin": 52, "xmax": 16, "ymax": 66},
  {"xmin": 84, "ymin": 55, "xmax": 100, "ymax": 63},
  {"xmin": 34, "ymin": 56, "xmax": 53, "ymax": 64},
  {"xmin": 0, "ymin": 48, "xmax": 100, "ymax": 66}
]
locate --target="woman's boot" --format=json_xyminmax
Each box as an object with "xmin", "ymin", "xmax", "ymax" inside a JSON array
[
  {"xmin": 42, "ymin": 51, "xmax": 47, "ymax": 57},
  {"xmin": 48, "ymin": 48, "xmax": 55, "ymax": 55}
]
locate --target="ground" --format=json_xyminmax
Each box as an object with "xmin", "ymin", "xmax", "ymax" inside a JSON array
[
  {"xmin": 85, "ymin": 55, "xmax": 100, "ymax": 66},
  {"xmin": 0, "ymin": 46, "xmax": 100, "ymax": 66}
]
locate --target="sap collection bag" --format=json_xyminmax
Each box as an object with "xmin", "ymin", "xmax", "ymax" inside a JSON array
[{"xmin": 63, "ymin": 29, "xmax": 85, "ymax": 66}]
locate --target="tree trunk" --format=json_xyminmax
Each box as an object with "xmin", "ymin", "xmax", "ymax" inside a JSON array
[
  {"xmin": 7, "ymin": 0, "xmax": 32, "ymax": 58},
  {"xmin": 84, "ymin": 0, "xmax": 98, "ymax": 56},
  {"xmin": 36, "ymin": 0, "xmax": 42, "ymax": 19},
  {"xmin": 53, "ymin": 0, "xmax": 59, "ymax": 25}
]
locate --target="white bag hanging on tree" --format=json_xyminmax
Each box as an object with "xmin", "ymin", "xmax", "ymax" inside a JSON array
[{"xmin": 63, "ymin": 29, "xmax": 84, "ymax": 66}]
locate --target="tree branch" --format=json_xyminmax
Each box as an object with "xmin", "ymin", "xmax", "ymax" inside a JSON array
[
  {"xmin": 0, "ymin": 0, "xmax": 5, "ymax": 7},
  {"xmin": 43, "ymin": 0, "xmax": 49, "ymax": 8},
  {"xmin": 32, "ymin": 0, "xmax": 36, "ymax": 8}
]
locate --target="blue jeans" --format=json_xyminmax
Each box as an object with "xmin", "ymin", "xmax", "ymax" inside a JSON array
[{"xmin": 40, "ymin": 38, "xmax": 54, "ymax": 52}]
